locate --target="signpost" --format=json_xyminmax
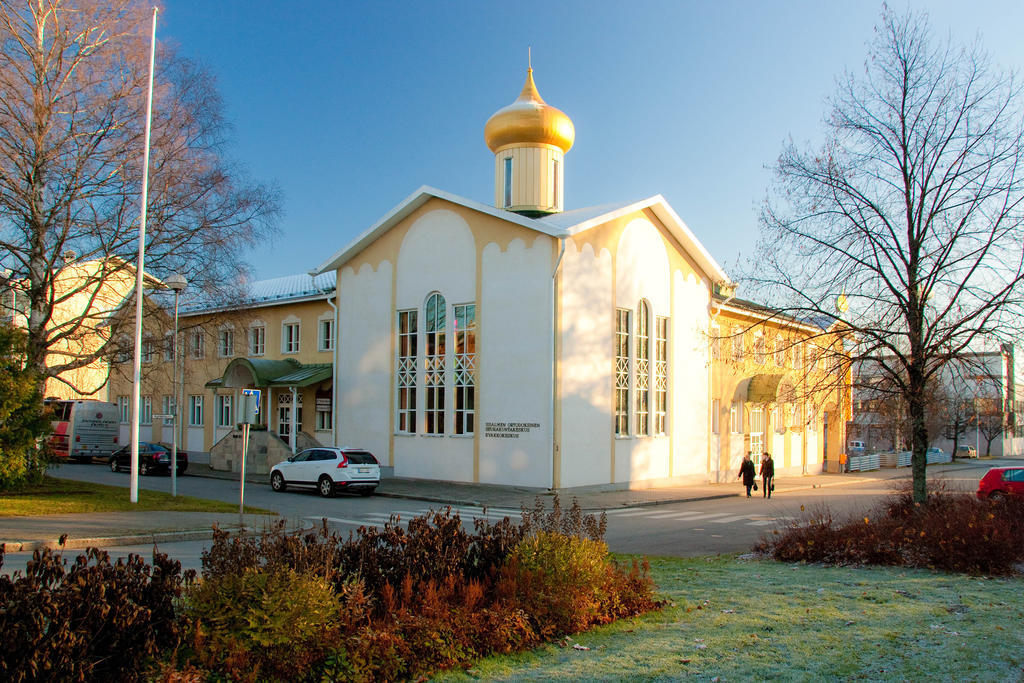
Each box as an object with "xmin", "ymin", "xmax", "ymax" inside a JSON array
[{"xmin": 239, "ymin": 389, "xmax": 261, "ymax": 527}]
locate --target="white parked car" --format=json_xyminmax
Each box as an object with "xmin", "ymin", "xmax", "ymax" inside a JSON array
[
  {"xmin": 270, "ymin": 447, "xmax": 380, "ymax": 497},
  {"xmin": 955, "ymin": 444, "xmax": 978, "ymax": 458}
]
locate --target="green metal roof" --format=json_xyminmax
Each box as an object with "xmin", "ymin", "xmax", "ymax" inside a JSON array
[
  {"xmin": 204, "ymin": 358, "xmax": 331, "ymax": 389},
  {"xmin": 267, "ymin": 364, "xmax": 332, "ymax": 387}
]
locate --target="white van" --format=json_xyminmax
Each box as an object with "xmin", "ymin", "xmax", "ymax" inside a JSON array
[{"xmin": 848, "ymin": 440, "xmax": 867, "ymax": 452}]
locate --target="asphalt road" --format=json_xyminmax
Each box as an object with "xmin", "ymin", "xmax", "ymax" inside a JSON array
[{"xmin": 3, "ymin": 459, "xmax": 1001, "ymax": 575}]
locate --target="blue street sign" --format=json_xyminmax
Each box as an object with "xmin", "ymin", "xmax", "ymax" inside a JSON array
[{"xmin": 241, "ymin": 388, "xmax": 261, "ymax": 417}]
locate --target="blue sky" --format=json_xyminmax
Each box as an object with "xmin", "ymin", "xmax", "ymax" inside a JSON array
[{"xmin": 159, "ymin": 1, "xmax": 1024, "ymax": 281}]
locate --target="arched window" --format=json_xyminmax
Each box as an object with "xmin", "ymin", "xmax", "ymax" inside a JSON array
[
  {"xmin": 396, "ymin": 309, "xmax": 417, "ymax": 434},
  {"xmin": 614, "ymin": 308, "xmax": 631, "ymax": 436},
  {"xmin": 424, "ymin": 292, "xmax": 447, "ymax": 434},
  {"xmin": 635, "ymin": 300, "xmax": 650, "ymax": 436}
]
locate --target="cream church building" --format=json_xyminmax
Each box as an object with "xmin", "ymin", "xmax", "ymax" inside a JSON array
[{"xmin": 311, "ymin": 68, "xmax": 848, "ymax": 489}]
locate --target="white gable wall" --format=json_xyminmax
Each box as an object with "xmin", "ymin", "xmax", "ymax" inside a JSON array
[
  {"xmin": 478, "ymin": 236, "xmax": 555, "ymax": 487},
  {"xmin": 557, "ymin": 240, "xmax": 614, "ymax": 488},
  {"xmin": 671, "ymin": 270, "xmax": 711, "ymax": 478},
  {"xmin": 337, "ymin": 260, "xmax": 392, "ymax": 463}
]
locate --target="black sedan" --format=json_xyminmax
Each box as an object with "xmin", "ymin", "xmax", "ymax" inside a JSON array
[{"xmin": 108, "ymin": 442, "xmax": 188, "ymax": 476}]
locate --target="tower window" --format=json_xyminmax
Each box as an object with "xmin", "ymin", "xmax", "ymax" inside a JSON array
[
  {"xmin": 503, "ymin": 157, "xmax": 513, "ymax": 207},
  {"xmin": 551, "ymin": 158, "xmax": 559, "ymax": 208}
]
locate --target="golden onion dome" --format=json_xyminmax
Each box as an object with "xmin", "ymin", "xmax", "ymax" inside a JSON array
[{"xmin": 484, "ymin": 68, "xmax": 575, "ymax": 153}]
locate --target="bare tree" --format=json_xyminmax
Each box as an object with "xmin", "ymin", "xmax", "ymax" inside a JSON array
[
  {"xmin": 941, "ymin": 396, "xmax": 973, "ymax": 458},
  {"xmin": 750, "ymin": 8, "xmax": 1024, "ymax": 502},
  {"xmin": 975, "ymin": 400, "xmax": 1006, "ymax": 456},
  {"xmin": 0, "ymin": 0, "xmax": 279, "ymax": 394}
]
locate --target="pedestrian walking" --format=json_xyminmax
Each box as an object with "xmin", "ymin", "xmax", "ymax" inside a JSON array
[
  {"xmin": 760, "ymin": 452, "xmax": 775, "ymax": 498},
  {"xmin": 738, "ymin": 452, "xmax": 756, "ymax": 498}
]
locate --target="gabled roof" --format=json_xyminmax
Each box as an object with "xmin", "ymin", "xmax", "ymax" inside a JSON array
[
  {"xmin": 539, "ymin": 194, "xmax": 729, "ymax": 284},
  {"xmin": 313, "ymin": 186, "xmax": 731, "ymax": 285},
  {"xmin": 314, "ymin": 186, "xmax": 563, "ymax": 274}
]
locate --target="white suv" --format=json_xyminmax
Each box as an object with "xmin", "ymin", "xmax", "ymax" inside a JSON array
[{"xmin": 270, "ymin": 447, "xmax": 380, "ymax": 497}]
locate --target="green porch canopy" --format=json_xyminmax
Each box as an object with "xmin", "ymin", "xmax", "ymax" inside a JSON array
[{"xmin": 205, "ymin": 358, "xmax": 332, "ymax": 389}]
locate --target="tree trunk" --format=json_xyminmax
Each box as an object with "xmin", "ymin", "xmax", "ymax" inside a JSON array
[{"xmin": 908, "ymin": 365, "xmax": 929, "ymax": 503}]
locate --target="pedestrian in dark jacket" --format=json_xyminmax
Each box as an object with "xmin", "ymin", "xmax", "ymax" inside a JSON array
[
  {"xmin": 760, "ymin": 452, "xmax": 775, "ymax": 498},
  {"xmin": 738, "ymin": 453, "xmax": 756, "ymax": 497}
]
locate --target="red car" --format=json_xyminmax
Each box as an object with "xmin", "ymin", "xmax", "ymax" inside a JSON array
[{"xmin": 976, "ymin": 467, "xmax": 1024, "ymax": 501}]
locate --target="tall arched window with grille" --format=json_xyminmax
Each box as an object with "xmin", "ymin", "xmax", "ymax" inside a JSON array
[
  {"xmin": 614, "ymin": 308, "xmax": 631, "ymax": 436},
  {"xmin": 424, "ymin": 292, "xmax": 447, "ymax": 434},
  {"xmin": 396, "ymin": 309, "xmax": 418, "ymax": 433},
  {"xmin": 654, "ymin": 315, "xmax": 669, "ymax": 435},
  {"xmin": 635, "ymin": 300, "xmax": 651, "ymax": 436}
]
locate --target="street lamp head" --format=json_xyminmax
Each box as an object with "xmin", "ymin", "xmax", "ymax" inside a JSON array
[{"xmin": 165, "ymin": 273, "xmax": 187, "ymax": 292}]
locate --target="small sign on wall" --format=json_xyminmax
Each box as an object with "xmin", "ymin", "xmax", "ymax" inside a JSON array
[{"xmin": 484, "ymin": 421, "xmax": 541, "ymax": 439}]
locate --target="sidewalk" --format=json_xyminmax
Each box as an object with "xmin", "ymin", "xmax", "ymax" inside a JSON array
[{"xmin": 1, "ymin": 459, "xmax": 1000, "ymax": 553}]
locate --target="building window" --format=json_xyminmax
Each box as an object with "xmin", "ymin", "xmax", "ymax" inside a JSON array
[
  {"xmin": 551, "ymin": 158, "xmax": 559, "ymax": 207},
  {"xmin": 117, "ymin": 395, "xmax": 129, "ymax": 424},
  {"xmin": 774, "ymin": 338, "xmax": 785, "ymax": 367},
  {"xmin": 218, "ymin": 328, "xmax": 234, "ymax": 358},
  {"xmin": 454, "ymin": 303, "xmax": 476, "ymax": 435},
  {"xmin": 282, "ymin": 322, "xmax": 300, "ymax": 354},
  {"xmin": 710, "ymin": 323, "xmax": 721, "ymax": 360},
  {"xmin": 615, "ymin": 308, "xmax": 631, "ymax": 436},
  {"xmin": 794, "ymin": 342, "xmax": 803, "ymax": 370},
  {"xmin": 424, "ymin": 293, "xmax": 446, "ymax": 435},
  {"xmin": 754, "ymin": 334, "xmax": 766, "ymax": 365},
  {"xmin": 750, "ymin": 405, "xmax": 765, "ymax": 454},
  {"xmin": 216, "ymin": 395, "xmax": 233, "ymax": 428},
  {"xmin": 277, "ymin": 394, "xmax": 302, "ymax": 441},
  {"xmin": 503, "ymin": 157, "xmax": 513, "ymax": 207},
  {"xmin": 396, "ymin": 310, "xmax": 417, "ymax": 434},
  {"xmin": 249, "ymin": 325, "xmax": 265, "ymax": 356},
  {"xmin": 711, "ymin": 398, "xmax": 720, "ymax": 434},
  {"xmin": 190, "ymin": 328, "xmax": 205, "ymax": 359},
  {"xmin": 164, "ymin": 333, "xmax": 174, "ymax": 362},
  {"xmin": 733, "ymin": 327, "xmax": 744, "ymax": 361},
  {"xmin": 316, "ymin": 404, "xmax": 332, "ymax": 432},
  {"xmin": 654, "ymin": 315, "xmax": 669, "ymax": 435},
  {"xmin": 635, "ymin": 300, "xmax": 650, "ymax": 436},
  {"xmin": 161, "ymin": 395, "xmax": 175, "ymax": 426},
  {"xmin": 141, "ymin": 396, "xmax": 152, "ymax": 425},
  {"xmin": 319, "ymin": 318, "xmax": 335, "ymax": 351},
  {"xmin": 115, "ymin": 337, "xmax": 131, "ymax": 364},
  {"xmin": 189, "ymin": 395, "xmax": 203, "ymax": 427},
  {"xmin": 730, "ymin": 401, "xmax": 743, "ymax": 434},
  {"xmin": 142, "ymin": 339, "xmax": 154, "ymax": 363},
  {"xmin": 773, "ymin": 405, "xmax": 784, "ymax": 433}
]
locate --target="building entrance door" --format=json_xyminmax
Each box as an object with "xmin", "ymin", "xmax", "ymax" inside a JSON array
[{"xmin": 750, "ymin": 405, "xmax": 765, "ymax": 457}]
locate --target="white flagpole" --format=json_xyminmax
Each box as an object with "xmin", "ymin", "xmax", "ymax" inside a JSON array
[{"xmin": 130, "ymin": 7, "xmax": 159, "ymax": 503}]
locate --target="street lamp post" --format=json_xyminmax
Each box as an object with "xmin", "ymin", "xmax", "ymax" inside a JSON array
[{"xmin": 165, "ymin": 273, "xmax": 187, "ymax": 497}]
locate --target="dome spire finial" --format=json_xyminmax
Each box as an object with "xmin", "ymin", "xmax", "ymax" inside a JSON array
[{"xmin": 528, "ymin": 46, "xmax": 532, "ymax": 71}]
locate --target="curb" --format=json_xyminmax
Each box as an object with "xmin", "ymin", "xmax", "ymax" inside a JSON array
[{"xmin": 1, "ymin": 527, "xmax": 240, "ymax": 553}]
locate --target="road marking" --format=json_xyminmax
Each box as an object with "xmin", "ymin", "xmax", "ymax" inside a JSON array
[
  {"xmin": 646, "ymin": 511, "xmax": 709, "ymax": 519},
  {"xmin": 708, "ymin": 515, "xmax": 749, "ymax": 523},
  {"xmin": 746, "ymin": 520, "xmax": 777, "ymax": 526},
  {"xmin": 672, "ymin": 512, "xmax": 732, "ymax": 521},
  {"xmin": 611, "ymin": 509, "xmax": 662, "ymax": 517}
]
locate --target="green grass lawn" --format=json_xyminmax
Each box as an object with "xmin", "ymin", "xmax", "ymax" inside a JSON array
[
  {"xmin": 0, "ymin": 476, "xmax": 274, "ymax": 516},
  {"xmin": 436, "ymin": 554, "xmax": 1024, "ymax": 682}
]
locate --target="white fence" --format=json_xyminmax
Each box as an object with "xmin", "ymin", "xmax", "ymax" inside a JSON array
[{"xmin": 876, "ymin": 450, "xmax": 953, "ymax": 468}]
